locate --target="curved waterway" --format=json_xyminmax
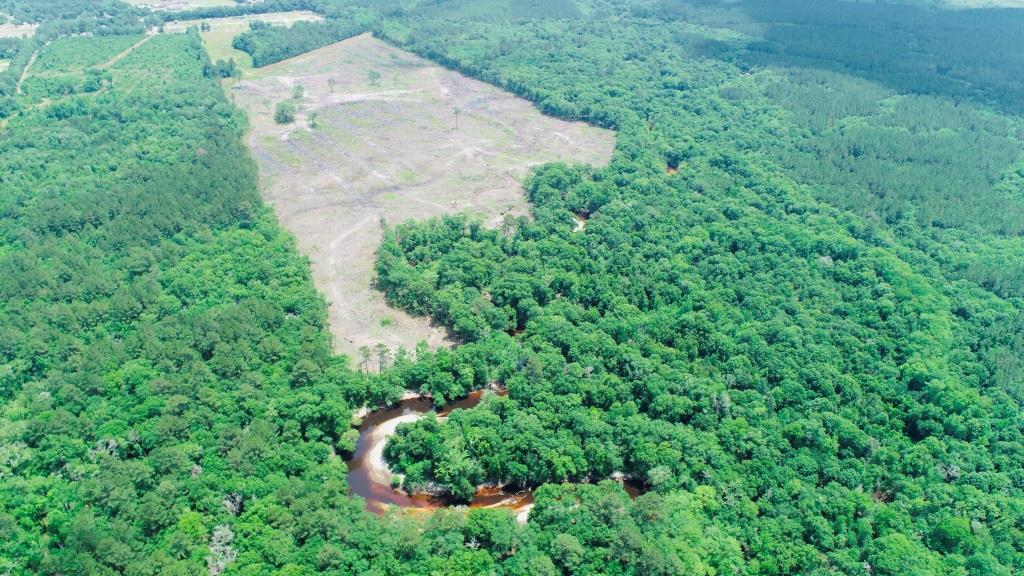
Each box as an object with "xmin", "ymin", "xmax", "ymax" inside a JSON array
[
  {"xmin": 346, "ymin": 389, "xmax": 537, "ymax": 521},
  {"xmin": 346, "ymin": 389, "xmax": 642, "ymax": 523}
]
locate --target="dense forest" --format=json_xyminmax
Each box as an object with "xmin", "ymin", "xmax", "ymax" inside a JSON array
[
  {"xmin": 232, "ymin": 13, "xmax": 374, "ymax": 68},
  {"xmin": 375, "ymin": 0, "xmax": 1024, "ymax": 573},
  {"xmin": 0, "ymin": 0, "xmax": 1022, "ymax": 575}
]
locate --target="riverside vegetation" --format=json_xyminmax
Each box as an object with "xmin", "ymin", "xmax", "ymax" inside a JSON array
[{"xmin": 0, "ymin": 1, "xmax": 1022, "ymax": 575}]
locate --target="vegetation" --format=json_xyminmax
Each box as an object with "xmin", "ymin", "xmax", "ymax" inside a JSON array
[
  {"xmin": 232, "ymin": 12, "xmax": 374, "ymax": 67},
  {"xmin": 0, "ymin": 30, "xmax": 356, "ymax": 573},
  {"xmin": 274, "ymin": 100, "xmax": 295, "ymax": 123},
  {"xmin": 370, "ymin": 1, "xmax": 1024, "ymax": 574},
  {"xmin": 1, "ymin": 1, "xmax": 1023, "ymax": 575}
]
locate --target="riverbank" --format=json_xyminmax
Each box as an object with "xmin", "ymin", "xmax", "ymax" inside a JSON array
[{"xmin": 347, "ymin": 388, "xmax": 541, "ymax": 522}]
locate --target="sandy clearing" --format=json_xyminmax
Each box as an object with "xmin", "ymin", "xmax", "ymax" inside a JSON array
[
  {"xmin": 515, "ymin": 504, "xmax": 533, "ymax": 524},
  {"xmin": 0, "ymin": 19, "xmax": 36, "ymax": 39},
  {"xmin": 162, "ymin": 11, "xmax": 323, "ymax": 33},
  {"xmin": 365, "ymin": 413, "xmax": 424, "ymax": 486},
  {"xmin": 127, "ymin": 0, "xmax": 238, "ymax": 10},
  {"xmin": 231, "ymin": 34, "xmax": 616, "ymax": 360}
]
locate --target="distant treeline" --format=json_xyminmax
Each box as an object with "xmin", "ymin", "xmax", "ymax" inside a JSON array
[
  {"xmin": 153, "ymin": 0, "xmax": 378, "ymax": 22},
  {"xmin": 661, "ymin": 0, "xmax": 1024, "ymax": 115},
  {"xmin": 0, "ymin": 0, "xmax": 141, "ymax": 23},
  {"xmin": 232, "ymin": 12, "xmax": 375, "ymax": 67}
]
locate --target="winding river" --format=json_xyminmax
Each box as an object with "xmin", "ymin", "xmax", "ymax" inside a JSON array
[
  {"xmin": 346, "ymin": 389, "xmax": 537, "ymax": 522},
  {"xmin": 346, "ymin": 389, "xmax": 642, "ymax": 523}
]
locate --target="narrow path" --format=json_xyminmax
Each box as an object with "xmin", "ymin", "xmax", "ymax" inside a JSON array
[
  {"xmin": 98, "ymin": 31, "xmax": 155, "ymax": 70},
  {"xmin": 15, "ymin": 47, "xmax": 40, "ymax": 95}
]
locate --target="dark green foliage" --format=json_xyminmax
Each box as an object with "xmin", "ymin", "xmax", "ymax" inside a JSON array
[
  {"xmin": 203, "ymin": 57, "xmax": 238, "ymax": 79},
  {"xmin": 0, "ymin": 38, "xmax": 20, "ymax": 58},
  {"xmin": 2, "ymin": 1, "xmax": 1024, "ymax": 575},
  {"xmin": 232, "ymin": 14, "xmax": 375, "ymax": 68},
  {"xmin": 718, "ymin": 0, "xmax": 1024, "ymax": 115},
  {"xmin": 0, "ymin": 0, "xmax": 140, "ymax": 23},
  {"xmin": 0, "ymin": 31, "xmax": 380, "ymax": 574},
  {"xmin": 370, "ymin": 1, "xmax": 1024, "ymax": 574}
]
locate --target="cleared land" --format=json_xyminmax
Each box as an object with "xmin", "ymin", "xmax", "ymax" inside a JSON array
[
  {"xmin": 230, "ymin": 34, "xmax": 616, "ymax": 360},
  {"xmin": 164, "ymin": 11, "xmax": 322, "ymax": 69},
  {"xmin": 127, "ymin": 0, "xmax": 239, "ymax": 10},
  {"xmin": 0, "ymin": 20, "xmax": 36, "ymax": 38}
]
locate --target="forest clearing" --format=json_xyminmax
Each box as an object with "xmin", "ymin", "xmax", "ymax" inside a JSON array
[
  {"xmin": 126, "ymin": 0, "xmax": 237, "ymax": 10},
  {"xmin": 230, "ymin": 33, "xmax": 615, "ymax": 360},
  {"xmin": 164, "ymin": 11, "xmax": 322, "ymax": 69},
  {"xmin": 0, "ymin": 19, "xmax": 35, "ymax": 38}
]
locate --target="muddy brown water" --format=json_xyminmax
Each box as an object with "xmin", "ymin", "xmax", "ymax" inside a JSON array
[
  {"xmin": 346, "ymin": 389, "xmax": 642, "ymax": 516},
  {"xmin": 346, "ymin": 390, "xmax": 529, "ymax": 514}
]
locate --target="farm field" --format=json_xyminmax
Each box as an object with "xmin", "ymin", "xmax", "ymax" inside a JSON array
[
  {"xmin": 164, "ymin": 11, "xmax": 322, "ymax": 69},
  {"xmin": 230, "ymin": 34, "xmax": 616, "ymax": 359}
]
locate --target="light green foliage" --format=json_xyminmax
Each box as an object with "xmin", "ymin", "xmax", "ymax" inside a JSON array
[
  {"xmin": 32, "ymin": 34, "xmax": 141, "ymax": 72},
  {"xmin": 274, "ymin": 100, "xmax": 295, "ymax": 124}
]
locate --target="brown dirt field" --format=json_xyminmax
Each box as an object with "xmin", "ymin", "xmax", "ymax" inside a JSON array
[
  {"xmin": 229, "ymin": 34, "xmax": 615, "ymax": 361},
  {"xmin": 0, "ymin": 20, "xmax": 36, "ymax": 39},
  {"xmin": 126, "ymin": 0, "xmax": 237, "ymax": 10}
]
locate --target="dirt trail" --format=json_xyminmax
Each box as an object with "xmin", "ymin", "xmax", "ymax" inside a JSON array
[
  {"xmin": 15, "ymin": 46, "xmax": 40, "ymax": 95},
  {"xmin": 99, "ymin": 31, "xmax": 155, "ymax": 69},
  {"xmin": 231, "ymin": 34, "xmax": 616, "ymax": 360}
]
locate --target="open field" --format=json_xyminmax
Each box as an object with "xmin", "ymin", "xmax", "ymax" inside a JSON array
[
  {"xmin": 0, "ymin": 20, "xmax": 36, "ymax": 38},
  {"xmin": 0, "ymin": 60, "xmax": 8, "ymax": 73},
  {"xmin": 127, "ymin": 0, "xmax": 239, "ymax": 10},
  {"xmin": 164, "ymin": 11, "xmax": 321, "ymax": 69},
  {"xmin": 230, "ymin": 34, "xmax": 616, "ymax": 360}
]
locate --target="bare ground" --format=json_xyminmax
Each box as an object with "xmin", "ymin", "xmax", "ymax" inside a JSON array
[
  {"xmin": 230, "ymin": 34, "xmax": 615, "ymax": 360},
  {"xmin": 126, "ymin": 0, "xmax": 236, "ymax": 10},
  {"xmin": 0, "ymin": 20, "xmax": 36, "ymax": 39}
]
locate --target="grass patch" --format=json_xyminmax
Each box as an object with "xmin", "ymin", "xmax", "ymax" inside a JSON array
[{"xmin": 163, "ymin": 12, "xmax": 323, "ymax": 73}]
